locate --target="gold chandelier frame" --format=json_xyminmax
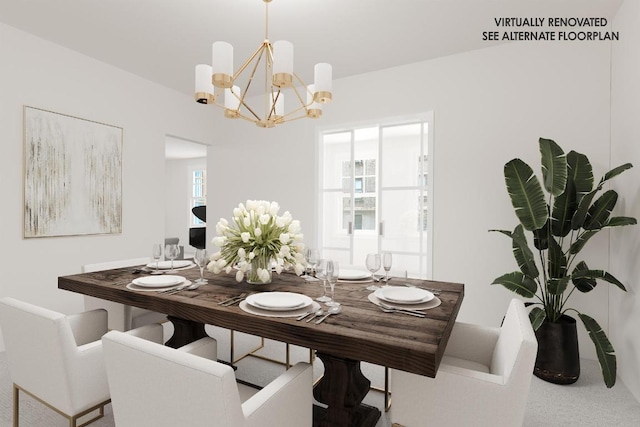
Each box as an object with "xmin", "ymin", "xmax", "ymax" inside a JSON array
[{"xmin": 195, "ymin": 0, "xmax": 332, "ymax": 128}]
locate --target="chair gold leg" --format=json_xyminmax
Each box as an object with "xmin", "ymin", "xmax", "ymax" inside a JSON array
[
  {"xmin": 13, "ymin": 384, "xmax": 108, "ymax": 427},
  {"xmin": 13, "ymin": 384, "xmax": 19, "ymax": 427}
]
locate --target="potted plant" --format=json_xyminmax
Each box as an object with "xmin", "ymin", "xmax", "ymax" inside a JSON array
[{"xmin": 491, "ymin": 138, "xmax": 636, "ymax": 388}]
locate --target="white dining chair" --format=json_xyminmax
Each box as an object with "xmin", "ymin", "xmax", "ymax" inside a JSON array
[
  {"xmin": 390, "ymin": 298, "xmax": 538, "ymax": 427},
  {"xmin": 82, "ymin": 257, "xmax": 168, "ymax": 331},
  {"xmin": 102, "ymin": 330, "xmax": 313, "ymax": 427},
  {"xmin": 0, "ymin": 297, "xmax": 164, "ymax": 427}
]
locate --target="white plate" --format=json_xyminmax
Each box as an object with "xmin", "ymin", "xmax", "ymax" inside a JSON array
[
  {"xmin": 368, "ymin": 293, "xmax": 441, "ymax": 311},
  {"xmin": 132, "ymin": 275, "xmax": 185, "ymax": 288},
  {"xmin": 246, "ymin": 292, "xmax": 313, "ymax": 311},
  {"xmin": 338, "ymin": 269, "xmax": 371, "ymax": 280},
  {"xmin": 375, "ymin": 286, "xmax": 434, "ymax": 304},
  {"xmin": 126, "ymin": 280, "xmax": 191, "ymax": 292},
  {"xmin": 146, "ymin": 260, "xmax": 193, "ymax": 270},
  {"xmin": 240, "ymin": 301, "xmax": 321, "ymax": 318}
]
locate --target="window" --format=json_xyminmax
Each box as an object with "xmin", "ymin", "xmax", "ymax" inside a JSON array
[
  {"xmin": 318, "ymin": 113, "xmax": 434, "ymax": 278},
  {"xmin": 191, "ymin": 169, "xmax": 206, "ymax": 226}
]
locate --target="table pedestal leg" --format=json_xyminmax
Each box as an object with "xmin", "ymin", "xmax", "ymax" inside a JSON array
[
  {"xmin": 165, "ymin": 316, "xmax": 207, "ymax": 348},
  {"xmin": 313, "ymin": 352, "xmax": 381, "ymax": 427}
]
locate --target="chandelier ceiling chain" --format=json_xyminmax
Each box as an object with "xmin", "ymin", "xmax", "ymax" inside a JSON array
[{"xmin": 195, "ymin": 0, "xmax": 332, "ymax": 128}]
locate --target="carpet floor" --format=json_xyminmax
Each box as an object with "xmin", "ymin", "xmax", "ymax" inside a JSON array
[{"xmin": 1, "ymin": 324, "xmax": 640, "ymax": 426}]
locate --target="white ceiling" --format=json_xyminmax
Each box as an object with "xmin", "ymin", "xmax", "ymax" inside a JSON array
[
  {"xmin": 165, "ymin": 136, "xmax": 208, "ymax": 159},
  {"xmin": 0, "ymin": 0, "xmax": 623, "ymax": 99}
]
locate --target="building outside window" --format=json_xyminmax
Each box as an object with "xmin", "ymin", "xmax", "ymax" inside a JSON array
[{"xmin": 318, "ymin": 113, "xmax": 433, "ymax": 278}]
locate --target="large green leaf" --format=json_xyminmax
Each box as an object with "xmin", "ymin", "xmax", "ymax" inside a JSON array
[
  {"xmin": 547, "ymin": 237, "xmax": 567, "ymax": 279},
  {"xmin": 490, "ymin": 228, "xmax": 537, "ymax": 277},
  {"xmin": 539, "ymin": 138, "xmax": 567, "ymax": 196},
  {"xmin": 551, "ymin": 175, "xmax": 576, "ymax": 237},
  {"xmin": 584, "ymin": 190, "xmax": 618, "ymax": 230},
  {"xmin": 529, "ymin": 307, "xmax": 546, "ymax": 331},
  {"xmin": 567, "ymin": 151, "xmax": 594, "ymax": 199},
  {"xmin": 571, "ymin": 261, "xmax": 596, "ymax": 292},
  {"xmin": 533, "ymin": 218, "xmax": 549, "ymax": 250},
  {"xmin": 491, "ymin": 272, "xmax": 537, "ymax": 298},
  {"xmin": 605, "ymin": 216, "xmax": 637, "ymax": 227},
  {"xmin": 569, "ymin": 230, "xmax": 599, "ymax": 254},
  {"xmin": 571, "ymin": 189, "xmax": 598, "ymax": 230},
  {"xmin": 599, "ymin": 163, "xmax": 633, "ymax": 187},
  {"xmin": 511, "ymin": 225, "xmax": 539, "ymax": 279},
  {"xmin": 578, "ymin": 313, "xmax": 617, "ymax": 388},
  {"xmin": 571, "ymin": 269, "xmax": 627, "ymax": 292},
  {"xmin": 547, "ymin": 277, "xmax": 569, "ymax": 295},
  {"xmin": 504, "ymin": 159, "xmax": 548, "ymax": 231}
]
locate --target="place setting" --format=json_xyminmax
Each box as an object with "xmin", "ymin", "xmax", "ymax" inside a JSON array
[
  {"xmin": 239, "ymin": 291, "xmax": 321, "ymax": 318},
  {"xmin": 368, "ymin": 285, "xmax": 441, "ymax": 317},
  {"xmin": 125, "ymin": 275, "xmax": 193, "ymax": 294}
]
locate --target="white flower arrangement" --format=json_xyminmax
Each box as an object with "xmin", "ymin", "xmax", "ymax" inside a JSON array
[{"xmin": 208, "ymin": 200, "xmax": 306, "ymax": 283}]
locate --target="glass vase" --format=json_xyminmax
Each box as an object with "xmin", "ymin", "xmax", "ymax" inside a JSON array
[{"xmin": 246, "ymin": 256, "xmax": 272, "ymax": 284}]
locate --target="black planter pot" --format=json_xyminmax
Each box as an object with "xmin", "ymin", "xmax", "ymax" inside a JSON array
[{"xmin": 534, "ymin": 314, "xmax": 580, "ymax": 385}]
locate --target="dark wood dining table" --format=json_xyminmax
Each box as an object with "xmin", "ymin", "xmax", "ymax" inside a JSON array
[{"xmin": 58, "ymin": 266, "xmax": 464, "ymax": 427}]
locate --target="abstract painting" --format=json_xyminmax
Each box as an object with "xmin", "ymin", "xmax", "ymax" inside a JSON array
[{"xmin": 23, "ymin": 106, "xmax": 122, "ymax": 238}]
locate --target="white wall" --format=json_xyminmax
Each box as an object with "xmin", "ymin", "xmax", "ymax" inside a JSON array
[
  {"xmin": 611, "ymin": 0, "xmax": 640, "ymax": 401},
  {"xmin": 164, "ymin": 156, "xmax": 207, "ymax": 257},
  {"xmin": 0, "ymin": 23, "xmax": 218, "ymax": 351},
  {"xmin": 210, "ymin": 40, "xmax": 615, "ymax": 364}
]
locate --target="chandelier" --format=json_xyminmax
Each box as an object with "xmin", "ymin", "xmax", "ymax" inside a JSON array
[{"xmin": 194, "ymin": 0, "xmax": 332, "ymax": 128}]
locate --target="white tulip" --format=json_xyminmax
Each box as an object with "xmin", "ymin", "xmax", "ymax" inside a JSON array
[
  {"xmin": 259, "ymin": 214, "xmax": 271, "ymax": 225},
  {"xmin": 249, "ymin": 251, "xmax": 256, "ymax": 260},
  {"xmin": 235, "ymin": 270, "xmax": 244, "ymax": 282},
  {"xmin": 233, "ymin": 207, "xmax": 241, "ymax": 217},
  {"xmin": 269, "ymin": 201, "xmax": 280, "ymax": 216},
  {"xmin": 216, "ymin": 259, "xmax": 228, "ymax": 268},
  {"xmin": 279, "ymin": 245, "xmax": 291, "ymax": 256},
  {"xmin": 241, "ymin": 232, "xmax": 250, "ymax": 243},
  {"xmin": 275, "ymin": 264, "xmax": 284, "ymax": 274},
  {"xmin": 293, "ymin": 263, "xmax": 305, "ymax": 276},
  {"xmin": 255, "ymin": 228, "xmax": 262, "ymax": 237},
  {"xmin": 212, "ymin": 236, "xmax": 226, "ymax": 247},
  {"xmin": 225, "ymin": 266, "xmax": 232, "ymax": 274},
  {"xmin": 258, "ymin": 268, "xmax": 271, "ymax": 283},
  {"xmin": 210, "ymin": 251, "xmax": 222, "ymax": 261},
  {"xmin": 238, "ymin": 247, "xmax": 246, "ymax": 259},
  {"xmin": 279, "ymin": 233, "xmax": 291, "ymax": 244},
  {"xmin": 288, "ymin": 220, "xmax": 301, "ymax": 234},
  {"xmin": 243, "ymin": 216, "xmax": 251, "ymax": 227},
  {"xmin": 282, "ymin": 211, "xmax": 293, "ymax": 226},
  {"xmin": 246, "ymin": 200, "xmax": 257, "ymax": 211},
  {"xmin": 275, "ymin": 216, "xmax": 285, "ymax": 228}
]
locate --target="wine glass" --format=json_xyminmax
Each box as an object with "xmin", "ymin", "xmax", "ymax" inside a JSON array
[
  {"xmin": 382, "ymin": 252, "xmax": 392, "ymax": 283},
  {"xmin": 325, "ymin": 260, "xmax": 340, "ymax": 307},
  {"xmin": 315, "ymin": 259, "xmax": 331, "ymax": 302},
  {"xmin": 193, "ymin": 249, "xmax": 208, "ymax": 284},
  {"xmin": 365, "ymin": 253, "xmax": 381, "ymax": 290},
  {"xmin": 151, "ymin": 244, "xmax": 163, "ymax": 275},
  {"xmin": 306, "ymin": 248, "xmax": 320, "ymax": 276},
  {"xmin": 165, "ymin": 244, "xmax": 180, "ymax": 272}
]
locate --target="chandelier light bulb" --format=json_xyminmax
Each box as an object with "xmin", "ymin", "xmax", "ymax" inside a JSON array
[
  {"xmin": 313, "ymin": 63, "xmax": 332, "ymax": 103},
  {"xmin": 195, "ymin": 64, "xmax": 215, "ymax": 104},
  {"xmin": 212, "ymin": 41, "xmax": 233, "ymax": 88},
  {"xmin": 272, "ymin": 40, "xmax": 294, "ymax": 87}
]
